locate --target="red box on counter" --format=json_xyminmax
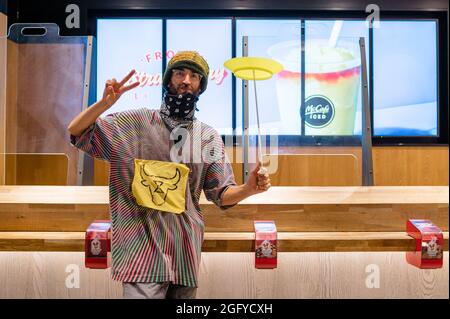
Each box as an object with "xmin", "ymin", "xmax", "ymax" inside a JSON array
[
  {"xmin": 254, "ymin": 220, "xmax": 277, "ymax": 269},
  {"xmin": 406, "ymin": 219, "xmax": 443, "ymax": 269},
  {"xmin": 85, "ymin": 220, "xmax": 112, "ymax": 269}
]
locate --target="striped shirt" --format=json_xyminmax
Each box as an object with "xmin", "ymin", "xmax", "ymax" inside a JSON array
[{"xmin": 70, "ymin": 108, "xmax": 236, "ymax": 287}]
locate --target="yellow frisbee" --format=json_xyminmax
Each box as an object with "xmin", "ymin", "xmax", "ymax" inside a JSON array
[{"xmin": 224, "ymin": 57, "xmax": 284, "ymax": 81}]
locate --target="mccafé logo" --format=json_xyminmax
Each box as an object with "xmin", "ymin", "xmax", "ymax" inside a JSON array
[{"xmin": 304, "ymin": 95, "xmax": 335, "ymax": 128}]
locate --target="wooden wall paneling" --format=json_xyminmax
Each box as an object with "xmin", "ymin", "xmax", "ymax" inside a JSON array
[
  {"xmin": 93, "ymin": 146, "xmax": 243, "ymax": 186},
  {"xmin": 93, "ymin": 159, "xmax": 109, "ymax": 186},
  {"xmin": 91, "ymin": 140, "xmax": 448, "ymax": 187},
  {"xmin": 0, "ymin": 202, "xmax": 447, "ymax": 232},
  {"xmin": 92, "ymin": 146, "xmax": 361, "ymax": 187},
  {"xmin": 0, "ymin": 202, "xmax": 109, "ymax": 231},
  {"xmin": 202, "ymin": 203, "xmax": 449, "ymax": 232},
  {"xmin": 5, "ymin": 153, "xmax": 68, "ymax": 185},
  {"xmin": 221, "ymin": 146, "xmax": 448, "ymax": 186},
  {"xmin": 227, "ymin": 146, "xmax": 243, "ymax": 185},
  {"xmin": 372, "ymin": 147, "xmax": 449, "ymax": 186},
  {"xmin": 0, "ymin": 252, "xmax": 447, "ymax": 298},
  {"xmin": 264, "ymin": 153, "xmax": 359, "ymax": 186}
]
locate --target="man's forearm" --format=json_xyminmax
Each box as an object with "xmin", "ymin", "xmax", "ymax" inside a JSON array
[
  {"xmin": 221, "ymin": 184, "xmax": 254, "ymax": 206},
  {"xmin": 67, "ymin": 99, "xmax": 109, "ymax": 137}
]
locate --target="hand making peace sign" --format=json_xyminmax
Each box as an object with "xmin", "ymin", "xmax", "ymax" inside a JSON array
[{"xmin": 102, "ymin": 69, "xmax": 140, "ymax": 108}]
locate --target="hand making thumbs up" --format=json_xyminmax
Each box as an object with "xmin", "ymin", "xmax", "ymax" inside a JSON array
[{"xmin": 245, "ymin": 161, "xmax": 271, "ymax": 194}]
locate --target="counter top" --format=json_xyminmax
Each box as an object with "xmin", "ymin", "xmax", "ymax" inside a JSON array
[
  {"xmin": 0, "ymin": 185, "xmax": 448, "ymax": 205},
  {"xmin": 0, "ymin": 185, "xmax": 447, "ymax": 232}
]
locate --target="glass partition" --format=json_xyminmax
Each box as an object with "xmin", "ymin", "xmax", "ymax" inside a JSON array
[
  {"xmin": 0, "ymin": 14, "xmax": 6, "ymax": 185},
  {"xmin": 1, "ymin": 23, "xmax": 93, "ymax": 185},
  {"xmin": 239, "ymin": 32, "xmax": 367, "ymax": 184}
]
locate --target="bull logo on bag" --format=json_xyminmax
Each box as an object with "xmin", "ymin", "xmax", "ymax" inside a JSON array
[
  {"xmin": 139, "ymin": 164, "xmax": 181, "ymax": 206},
  {"xmin": 132, "ymin": 159, "xmax": 190, "ymax": 214}
]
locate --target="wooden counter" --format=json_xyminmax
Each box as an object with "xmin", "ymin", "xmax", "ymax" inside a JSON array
[
  {"xmin": 1, "ymin": 185, "xmax": 447, "ymax": 205},
  {"xmin": 0, "ymin": 186, "xmax": 448, "ymax": 252}
]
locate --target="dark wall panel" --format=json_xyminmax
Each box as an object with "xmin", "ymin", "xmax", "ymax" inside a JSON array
[
  {"xmin": 6, "ymin": 0, "xmax": 449, "ymax": 36},
  {"xmin": 0, "ymin": 0, "xmax": 5, "ymax": 14}
]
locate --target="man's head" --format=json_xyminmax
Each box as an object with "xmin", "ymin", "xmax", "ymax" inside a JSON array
[{"xmin": 162, "ymin": 51, "xmax": 209, "ymax": 96}]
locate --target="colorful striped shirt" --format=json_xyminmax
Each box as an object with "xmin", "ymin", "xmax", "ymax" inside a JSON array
[{"xmin": 70, "ymin": 108, "xmax": 236, "ymax": 287}]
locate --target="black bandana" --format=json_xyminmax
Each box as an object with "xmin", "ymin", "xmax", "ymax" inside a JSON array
[{"xmin": 159, "ymin": 92, "xmax": 199, "ymax": 131}]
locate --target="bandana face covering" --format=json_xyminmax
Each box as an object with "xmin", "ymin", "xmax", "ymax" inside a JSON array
[
  {"xmin": 164, "ymin": 92, "xmax": 199, "ymax": 118},
  {"xmin": 159, "ymin": 92, "xmax": 199, "ymax": 131}
]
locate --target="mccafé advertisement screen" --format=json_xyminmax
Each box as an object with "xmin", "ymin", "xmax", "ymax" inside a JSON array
[
  {"xmin": 97, "ymin": 19, "xmax": 438, "ymax": 137},
  {"xmin": 373, "ymin": 21, "xmax": 437, "ymax": 137}
]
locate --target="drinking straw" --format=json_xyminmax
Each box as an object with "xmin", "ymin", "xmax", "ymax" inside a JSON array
[{"xmin": 328, "ymin": 20, "xmax": 344, "ymax": 48}]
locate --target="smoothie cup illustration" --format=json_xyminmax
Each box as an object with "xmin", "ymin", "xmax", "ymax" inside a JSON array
[{"xmin": 267, "ymin": 39, "xmax": 361, "ymax": 135}]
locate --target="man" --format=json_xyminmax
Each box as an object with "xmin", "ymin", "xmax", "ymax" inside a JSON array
[{"xmin": 68, "ymin": 51, "xmax": 271, "ymax": 299}]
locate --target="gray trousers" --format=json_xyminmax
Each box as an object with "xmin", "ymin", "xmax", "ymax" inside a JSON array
[{"xmin": 122, "ymin": 282, "xmax": 197, "ymax": 299}]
